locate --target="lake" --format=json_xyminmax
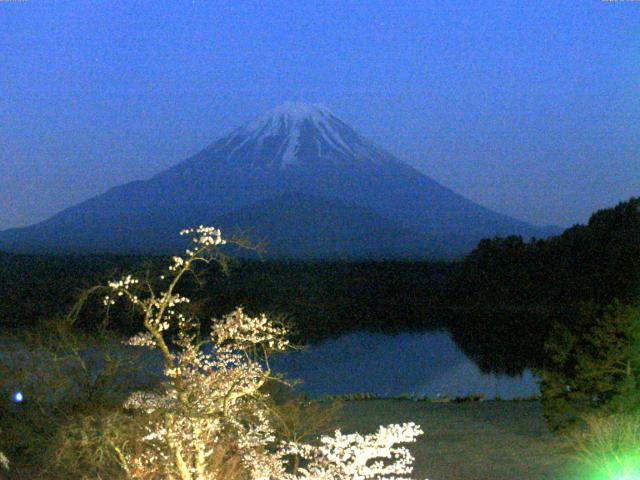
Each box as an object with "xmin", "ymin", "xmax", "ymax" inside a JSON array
[
  {"xmin": 1, "ymin": 330, "xmax": 539, "ymax": 401},
  {"xmin": 270, "ymin": 331, "xmax": 539, "ymax": 399}
]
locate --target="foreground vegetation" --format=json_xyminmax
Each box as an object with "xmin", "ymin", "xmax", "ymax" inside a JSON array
[
  {"xmin": 0, "ymin": 333, "xmax": 580, "ymax": 480},
  {"xmin": 2, "ymin": 197, "xmax": 640, "ymax": 478},
  {"xmin": 1, "ymin": 227, "xmax": 425, "ymax": 479}
]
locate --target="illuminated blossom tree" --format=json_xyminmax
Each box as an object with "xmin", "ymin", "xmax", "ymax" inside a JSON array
[{"xmin": 106, "ymin": 226, "xmax": 427, "ymax": 480}]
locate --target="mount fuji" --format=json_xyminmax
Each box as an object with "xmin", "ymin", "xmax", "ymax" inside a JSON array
[{"xmin": 0, "ymin": 102, "xmax": 558, "ymax": 259}]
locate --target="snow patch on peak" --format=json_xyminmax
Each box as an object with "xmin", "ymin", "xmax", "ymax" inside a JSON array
[
  {"xmin": 245, "ymin": 101, "xmax": 334, "ymax": 134},
  {"xmin": 212, "ymin": 101, "xmax": 395, "ymax": 170},
  {"xmin": 235, "ymin": 102, "xmax": 348, "ymax": 167}
]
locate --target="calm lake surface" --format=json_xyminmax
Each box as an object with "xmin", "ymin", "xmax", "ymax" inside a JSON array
[
  {"xmin": 270, "ymin": 331, "xmax": 539, "ymax": 399},
  {"xmin": 1, "ymin": 331, "xmax": 539, "ymax": 401}
]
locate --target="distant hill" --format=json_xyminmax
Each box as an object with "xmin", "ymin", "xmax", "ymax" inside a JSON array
[{"xmin": 0, "ymin": 102, "xmax": 559, "ymax": 258}]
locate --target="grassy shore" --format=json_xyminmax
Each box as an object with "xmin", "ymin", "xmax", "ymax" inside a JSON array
[{"xmin": 336, "ymin": 400, "xmax": 582, "ymax": 480}]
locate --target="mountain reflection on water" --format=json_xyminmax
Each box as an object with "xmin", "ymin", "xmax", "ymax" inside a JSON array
[
  {"xmin": 270, "ymin": 331, "xmax": 539, "ymax": 400},
  {"xmin": 1, "ymin": 331, "xmax": 539, "ymax": 401}
]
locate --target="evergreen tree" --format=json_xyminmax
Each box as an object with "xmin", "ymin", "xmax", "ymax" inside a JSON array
[{"xmin": 538, "ymin": 300, "xmax": 640, "ymax": 432}]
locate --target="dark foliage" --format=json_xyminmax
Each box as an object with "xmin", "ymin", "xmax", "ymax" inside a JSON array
[
  {"xmin": 0, "ymin": 255, "xmax": 453, "ymax": 344},
  {"xmin": 453, "ymin": 198, "xmax": 640, "ymax": 308},
  {"xmin": 0, "ymin": 254, "xmax": 150, "ymax": 333},
  {"xmin": 537, "ymin": 301, "xmax": 640, "ymax": 432},
  {"xmin": 199, "ymin": 260, "xmax": 454, "ymax": 343},
  {"xmin": 449, "ymin": 197, "xmax": 640, "ymax": 374}
]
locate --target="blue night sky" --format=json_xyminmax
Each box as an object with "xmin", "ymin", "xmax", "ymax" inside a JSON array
[{"xmin": 1, "ymin": 0, "xmax": 638, "ymax": 230}]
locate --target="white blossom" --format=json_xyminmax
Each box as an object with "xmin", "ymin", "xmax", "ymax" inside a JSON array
[
  {"xmin": 124, "ymin": 332, "xmax": 155, "ymax": 348},
  {"xmin": 105, "ymin": 226, "xmax": 427, "ymax": 479},
  {"xmin": 213, "ymin": 307, "xmax": 290, "ymax": 352},
  {"xmin": 284, "ymin": 423, "xmax": 425, "ymax": 480}
]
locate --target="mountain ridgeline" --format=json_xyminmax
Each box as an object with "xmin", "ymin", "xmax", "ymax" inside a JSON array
[{"xmin": 0, "ymin": 102, "xmax": 558, "ymax": 258}]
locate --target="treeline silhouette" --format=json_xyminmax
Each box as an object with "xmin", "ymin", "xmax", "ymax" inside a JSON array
[
  {"xmin": 0, "ymin": 253, "xmax": 454, "ymax": 341},
  {"xmin": 447, "ymin": 197, "xmax": 640, "ymax": 373},
  {"xmin": 1, "ymin": 197, "xmax": 638, "ymax": 375}
]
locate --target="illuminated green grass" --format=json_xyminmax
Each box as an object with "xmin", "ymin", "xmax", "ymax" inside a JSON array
[{"xmin": 578, "ymin": 453, "xmax": 640, "ymax": 480}]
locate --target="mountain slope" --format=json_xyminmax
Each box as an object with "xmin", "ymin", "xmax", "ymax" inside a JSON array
[
  {"xmin": 0, "ymin": 102, "xmax": 558, "ymax": 258},
  {"xmin": 212, "ymin": 193, "xmax": 442, "ymax": 259}
]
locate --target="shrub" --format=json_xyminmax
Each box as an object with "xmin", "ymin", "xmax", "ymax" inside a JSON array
[{"xmin": 0, "ymin": 321, "xmax": 161, "ymax": 479}]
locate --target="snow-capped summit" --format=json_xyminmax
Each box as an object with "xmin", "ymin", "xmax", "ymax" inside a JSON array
[
  {"xmin": 249, "ymin": 101, "xmax": 333, "ymax": 127},
  {"xmin": 204, "ymin": 101, "xmax": 396, "ymax": 169}
]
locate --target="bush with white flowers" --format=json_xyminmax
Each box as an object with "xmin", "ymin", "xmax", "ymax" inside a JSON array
[
  {"xmin": 0, "ymin": 449, "xmax": 8, "ymax": 472},
  {"xmin": 106, "ymin": 226, "xmax": 427, "ymax": 480},
  {"xmin": 0, "ymin": 427, "xmax": 7, "ymax": 472}
]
